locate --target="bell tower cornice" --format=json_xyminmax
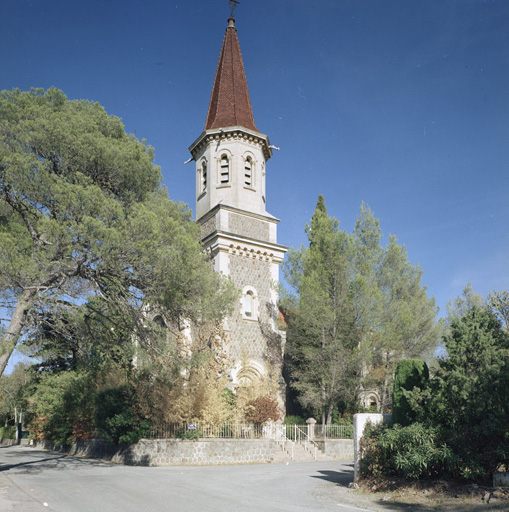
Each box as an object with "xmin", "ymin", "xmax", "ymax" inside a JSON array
[{"xmin": 189, "ymin": 126, "xmax": 273, "ymax": 162}]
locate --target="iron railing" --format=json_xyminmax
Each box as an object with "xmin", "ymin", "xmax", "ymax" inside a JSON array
[
  {"xmin": 146, "ymin": 422, "xmax": 353, "ymax": 440},
  {"xmin": 312, "ymin": 424, "xmax": 353, "ymax": 439},
  {"xmin": 148, "ymin": 422, "xmax": 265, "ymax": 439}
]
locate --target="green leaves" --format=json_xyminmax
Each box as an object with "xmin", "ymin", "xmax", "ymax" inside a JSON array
[
  {"xmin": 284, "ymin": 196, "xmax": 359, "ymax": 423},
  {"xmin": 0, "ymin": 88, "xmax": 160, "ymax": 203},
  {"xmin": 0, "ymin": 87, "xmax": 235, "ymax": 376},
  {"xmin": 401, "ymin": 301, "xmax": 509, "ymax": 481},
  {"xmin": 360, "ymin": 422, "xmax": 458, "ymax": 480},
  {"xmin": 283, "ymin": 196, "xmax": 441, "ymax": 418}
]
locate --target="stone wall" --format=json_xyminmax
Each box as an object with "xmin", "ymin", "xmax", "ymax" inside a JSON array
[
  {"xmin": 228, "ymin": 212, "xmax": 270, "ymax": 241},
  {"xmin": 122, "ymin": 438, "xmax": 274, "ymax": 466},
  {"xmin": 228, "ymin": 252, "xmax": 274, "ymax": 361},
  {"xmin": 32, "ymin": 438, "xmax": 276, "ymax": 466},
  {"xmin": 200, "ymin": 215, "xmax": 216, "ymax": 239},
  {"xmin": 32, "ymin": 438, "xmax": 117, "ymax": 459},
  {"xmin": 0, "ymin": 438, "xmax": 24, "ymax": 446},
  {"xmin": 317, "ymin": 439, "xmax": 354, "ymax": 460}
]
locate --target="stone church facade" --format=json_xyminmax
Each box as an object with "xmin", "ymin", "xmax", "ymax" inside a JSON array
[{"xmin": 188, "ymin": 16, "xmax": 287, "ymax": 401}]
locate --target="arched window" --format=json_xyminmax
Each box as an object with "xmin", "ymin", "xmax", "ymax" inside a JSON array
[
  {"xmin": 244, "ymin": 291, "xmax": 253, "ymax": 317},
  {"xmin": 153, "ymin": 315, "xmax": 166, "ymax": 328},
  {"xmin": 201, "ymin": 161, "xmax": 207, "ymax": 191},
  {"xmin": 244, "ymin": 156, "xmax": 253, "ymax": 186},
  {"xmin": 220, "ymin": 154, "xmax": 229, "ymax": 184},
  {"xmin": 242, "ymin": 286, "xmax": 258, "ymax": 320}
]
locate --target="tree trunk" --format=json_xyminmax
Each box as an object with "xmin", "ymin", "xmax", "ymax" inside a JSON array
[
  {"xmin": 380, "ymin": 353, "xmax": 391, "ymax": 414},
  {"xmin": 0, "ymin": 288, "xmax": 36, "ymax": 376},
  {"xmin": 326, "ymin": 401, "xmax": 334, "ymax": 425},
  {"xmin": 321, "ymin": 326, "xmax": 327, "ymax": 425}
]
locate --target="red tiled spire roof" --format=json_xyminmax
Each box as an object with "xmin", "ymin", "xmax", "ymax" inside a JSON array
[{"xmin": 205, "ymin": 18, "xmax": 259, "ymax": 132}]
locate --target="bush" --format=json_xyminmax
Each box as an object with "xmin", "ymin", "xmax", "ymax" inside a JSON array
[
  {"xmin": 176, "ymin": 426, "xmax": 202, "ymax": 440},
  {"xmin": 430, "ymin": 307, "xmax": 509, "ymax": 480},
  {"xmin": 0, "ymin": 425, "xmax": 16, "ymax": 439},
  {"xmin": 28, "ymin": 371, "xmax": 95, "ymax": 447},
  {"xmin": 95, "ymin": 386, "xmax": 151, "ymax": 446},
  {"xmin": 392, "ymin": 359, "xmax": 429, "ymax": 426},
  {"xmin": 244, "ymin": 395, "xmax": 281, "ymax": 424},
  {"xmin": 359, "ymin": 422, "xmax": 457, "ymax": 480},
  {"xmin": 284, "ymin": 415, "xmax": 306, "ymax": 425}
]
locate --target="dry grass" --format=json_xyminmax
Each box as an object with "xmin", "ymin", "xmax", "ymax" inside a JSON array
[{"xmin": 354, "ymin": 478, "xmax": 509, "ymax": 511}]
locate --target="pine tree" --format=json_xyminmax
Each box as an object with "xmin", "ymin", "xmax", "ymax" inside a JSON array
[
  {"xmin": 430, "ymin": 306, "xmax": 509, "ymax": 479},
  {"xmin": 284, "ymin": 196, "xmax": 358, "ymax": 424}
]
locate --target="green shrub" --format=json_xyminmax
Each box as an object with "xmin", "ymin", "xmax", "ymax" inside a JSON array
[
  {"xmin": 176, "ymin": 427, "xmax": 202, "ymax": 440},
  {"xmin": 392, "ymin": 359, "xmax": 429, "ymax": 426},
  {"xmin": 284, "ymin": 415, "xmax": 307, "ymax": 425},
  {"xmin": 28, "ymin": 371, "xmax": 95, "ymax": 447},
  {"xmin": 359, "ymin": 422, "xmax": 457, "ymax": 480},
  {"xmin": 0, "ymin": 425, "xmax": 16, "ymax": 439},
  {"xmin": 430, "ymin": 307, "xmax": 509, "ymax": 480},
  {"xmin": 95, "ymin": 386, "xmax": 151, "ymax": 446}
]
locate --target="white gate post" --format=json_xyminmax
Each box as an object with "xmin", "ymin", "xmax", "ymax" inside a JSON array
[
  {"xmin": 353, "ymin": 413, "xmax": 392, "ymax": 481},
  {"xmin": 306, "ymin": 417, "xmax": 316, "ymax": 441}
]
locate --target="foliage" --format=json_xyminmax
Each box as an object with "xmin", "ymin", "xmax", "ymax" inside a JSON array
[
  {"xmin": 0, "ymin": 362, "xmax": 34, "ymax": 427},
  {"xmin": 28, "ymin": 370, "xmax": 96, "ymax": 446},
  {"xmin": 0, "ymin": 87, "xmax": 235, "ymax": 377},
  {"xmin": 392, "ymin": 359, "xmax": 429, "ymax": 426},
  {"xmin": 428, "ymin": 305, "xmax": 509, "ymax": 480},
  {"xmin": 244, "ymin": 395, "xmax": 281, "ymax": 424},
  {"xmin": 284, "ymin": 415, "xmax": 307, "ymax": 425},
  {"xmin": 488, "ymin": 289, "xmax": 509, "ymax": 332},
  {"xmin": 0, "ymin": 87, "xmax": 157, "ymax": 375},
  {"xmin": 0, "ymin": 425, "xmax": 16, "ymax": 439},
  {"xmin": 176, "ymin": 427, "xmax": 202, "ymax": 440},
  {"xmin": 139, "ymin": 324, "xmax": 239, "ymax": 425},
  {"xmin": 283, "ymin": 198, "xmax": 441, "ymax": 418},
  {"xmin": 359, "ymin": 422, "xmax": 457, "ymax": 480},
  {"xmin": 23, "ymin": 295, "xmax": 137, "ymax": 374},
  {"xmin": 445, "ymin": 283, "xmax": 485, "ymax": 327},
  {"xmin": 362, "ymin": 295, "xmax": 509, "ymax": 483},
  {"xmin": 353, "ymin": 204, "xmax": 441, "ymax": 412},
  {"xmin": 95, "ymin": 386, "xmax": 151, "ymax": 446},
  {"xmin": 283, "ymin": 196, "xmax": 359, "ymax": 424}
]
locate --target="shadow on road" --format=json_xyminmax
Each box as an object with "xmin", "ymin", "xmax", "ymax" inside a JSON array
[
  {"xmin": 0, "ymin": 448, "xmax": 113, "ymax": 474},
  {"xmin": 311, "ymin": 465, "xmax": 354, "ymax": 487}
]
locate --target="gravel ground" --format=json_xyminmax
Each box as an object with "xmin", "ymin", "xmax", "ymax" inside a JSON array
[{"xmin": 335, "ymin": 479, "xmax": 509, "ymax": 511}]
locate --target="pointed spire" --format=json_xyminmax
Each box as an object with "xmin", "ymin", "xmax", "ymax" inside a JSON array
[{"xmin": 205, "ymin": 17, "xmax": 259, "ymax": 132}]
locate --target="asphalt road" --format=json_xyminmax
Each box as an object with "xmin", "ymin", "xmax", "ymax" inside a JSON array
[{"xmin": 0, "ymin": 445, "xmax": 376, "ymax": 512}]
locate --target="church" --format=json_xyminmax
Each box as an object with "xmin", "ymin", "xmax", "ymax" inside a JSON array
[{"xmin": 187, "ymin": 13, "xmax": 288, "ymax": 404}]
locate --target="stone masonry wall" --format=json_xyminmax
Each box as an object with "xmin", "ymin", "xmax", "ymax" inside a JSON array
[
  {"xmin": 228, "ymin": 251, "xmax": 273, "ymax": 362},
  {"xmin": 200, "ymin": 215, "xmax": 216, "ymax": 239},
  {"xmin": 228, "ymin": 212, "xmax": 270, "ymax": 241},
  {"xmin": 123, "ymin": 438, "xmax": 274, "ymax": 466},
  {"xmin": 317, "ymin": 439, "xmax": 354, "ymax": 460},
  {"xmin": 32, "ymin": 438, "xmax": 276, "ymax": 466}
]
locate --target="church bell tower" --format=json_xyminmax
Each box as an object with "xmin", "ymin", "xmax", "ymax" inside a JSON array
[{"xmin": 188, "ymin": 13, "xmax": 287, "ymax": 401}]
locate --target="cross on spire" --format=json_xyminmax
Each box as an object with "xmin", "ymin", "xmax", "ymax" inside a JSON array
[{"xmin": 229, "ymin": 0, "xmax": 239, "ymax": 18}]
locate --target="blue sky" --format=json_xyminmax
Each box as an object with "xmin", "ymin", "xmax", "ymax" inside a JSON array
[{"xmin": 2, "ymin": 0, "xmax": 509, "ymax": 368}]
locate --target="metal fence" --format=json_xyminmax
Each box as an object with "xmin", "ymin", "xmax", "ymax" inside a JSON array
[
  {"xmin": 282, "ymin": 424, "xmax": 353, "ymax": 441},
  {"xmin": 311, "ymin": 424, "xmax": 353, "ymax": 439},
  {"xmin": 146, "ymin": 422, "xmax": 353, "ymax": 440},
  {"xmin": 148, "ymin": 422, "xmax": 265, "ymax": 439}
]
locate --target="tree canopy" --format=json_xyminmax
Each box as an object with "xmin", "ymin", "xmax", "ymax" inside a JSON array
[
  {"xmin": 283, "ymin": 197, "xmax": 441, "ymax": 418},
  {"xmin": 283, "ymin": 196, "xmax": 358, "ymax": 423},
  {"xmin": 0, "ymin": 87, "xmax": 234, "ymax": 376}
]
